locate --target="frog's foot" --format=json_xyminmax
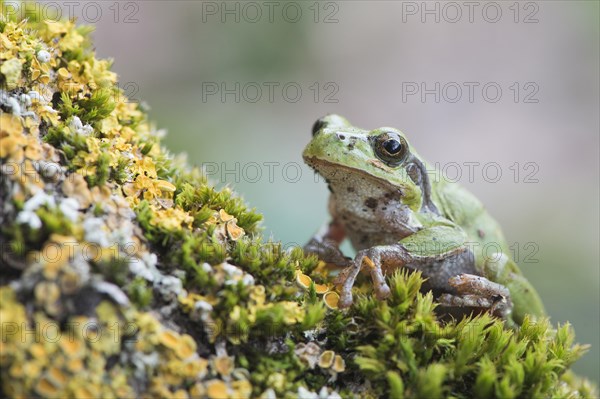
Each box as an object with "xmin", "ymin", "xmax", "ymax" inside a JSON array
[
  {"xmin": 438, "ymin": 273, "xmax": 513, "ymax": 321},
  {"xmin": 335, "ymin": 247, "xmax": 396, "ymax": 308}
]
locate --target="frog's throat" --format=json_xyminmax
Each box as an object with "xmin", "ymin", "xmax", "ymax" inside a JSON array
[{"xmin": 305, "ymin": 155, "xmax": 440, "ymax": 216}]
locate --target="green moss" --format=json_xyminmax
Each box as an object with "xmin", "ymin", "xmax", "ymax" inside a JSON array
[
  {"xmin": 1, "ymin": 205, "xmax": 75, "ymax": 259},
  {"xmin": 335, "ymin": 270, "xmax": 591, "ymax": 398},
  {"xmin": 58, "ymin": 89, "xmax": 116, "ymax": 125},
  {"xmin": 86, "ymin": 151, "xmax": 111, "ymax": 187},
  {"xmin": 126, "ymin": 276, "xmax": 153, "ymax": 309},
  {"xmin": 175, "ymin": 182, "xmax": 262, "ymax": 233}
]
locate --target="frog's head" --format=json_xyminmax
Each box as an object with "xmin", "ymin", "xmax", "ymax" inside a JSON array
[{"xmin": 304, "ymin": 115, "xmax": 437, "ymax": 213}]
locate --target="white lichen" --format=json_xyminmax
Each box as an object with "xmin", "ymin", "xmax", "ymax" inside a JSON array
[
  {"xmin": 153, "ymin": 275, "xmax": 183, "ymax": 301},
  {"xmin": 68, "ymin": 116, "xmax": 94, "ymax": 136},
  {"xmin": 36, "ymin": 49, "xmax": 51, "ymax": 63},
  {"xmin": 59, "ymin": 197, "xmax": 80, "ymax": 222},
  {"xmin": 82, "ymin": 217, "xmax": 110, "ymax": 247}
]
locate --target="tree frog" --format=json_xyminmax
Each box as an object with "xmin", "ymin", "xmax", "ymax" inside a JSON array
[{"xmin": 303, "ymin": 115, "xmax": 545, "ymax": 326}]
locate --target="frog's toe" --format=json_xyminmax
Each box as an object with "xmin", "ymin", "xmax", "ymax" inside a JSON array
[
  {"xmin": 448, "ymin": 273, "xmax": 510, "ymax": 298},
  {"xmin": 439, "ymin": 293, "xmax": 494, "ymax": 309},
  {"xmin": 338, "ymin": 290, "xmax": 354, "ymax": 309},
  {"xmin": 439, "ymin": 292, "xmax": 512, "ymax": 323},
  {"xmin": 375, "ymin": 284, "xmax": 391, "ymax": 300}
]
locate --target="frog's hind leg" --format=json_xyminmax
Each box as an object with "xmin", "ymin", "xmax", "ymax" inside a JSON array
[
  {"xmin": 439, "ymin": 273, "xmax": 513, "ymax": 322},
  {"xmin": 482, "ymin": 252, "xmax": 545, "ymax": 324}
]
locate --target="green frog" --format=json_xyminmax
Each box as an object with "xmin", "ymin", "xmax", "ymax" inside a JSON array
[{"xmin": 303, "ymin": 115, "xmax": 545, "ymax": 326}]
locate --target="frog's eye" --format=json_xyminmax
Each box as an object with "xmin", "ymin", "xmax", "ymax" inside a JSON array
[
  {"xmin": 312, "ymin": 118, "xmax": 327, "ymax": 136},
  {"xmin": 373, "ymin": 132, "xmax": 409, "ymax": 166}
]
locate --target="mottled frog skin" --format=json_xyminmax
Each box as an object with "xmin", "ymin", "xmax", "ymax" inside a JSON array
[{"xmin": 303, "ymin": 115, "xmax": 545, "ymax": 326}]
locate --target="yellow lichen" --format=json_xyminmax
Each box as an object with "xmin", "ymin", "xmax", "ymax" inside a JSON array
[
  {"xmin": 231, "ymin": 380, "xmax": 253, "ymax": 399},
  {"xmin": 206, "ymin": 379, "xmax": 229, "ymax": 399},
  {"xmin": 159, "ymin": 330, "xmax": 182, "ymax": 351},
  {"xmin": 314, "ymin": 283, "xmax": 330, "ymax": 294},
  {"xmin": 0, "ymin": 57, "xmax": 23, "ymax": 89},
  {"xmin": 35, "ymin": 377, "xmax": 59, "ymax": 397},
  {"xmin": 151, "ymin": 207, "xmax": 194, "ymax": 231},
  {"xmin": 332, "ymin": 355, "xmax": 346, "ymax": 373},
  {"xmin": 40, "ymin": 239, "xmax": 74, "ymax": 280},
  {"xmin": 295, "ymin": 270, "xmax": 313, "ymax": 289},
  {"xmin": 323, "ymin": 291, "xmax": 340, "ymax": 310},
  {"xmin": 189, "ymin": 382, "xmax": 206, "ymax": 398},
  {"xmin": 213, "ymin": 355, "xmax": 235, "ymax": 377},
  {"xmin": 176, "ymin": 334, "xmax": 197, "ymax": 360},
  {"xmin": 226, "ymin": 222, "xmax": 245, "ymax": 241},
  {"xmin": 281, "ymin": 301, "xmax": 304, "ymax": 324},
  {"xmin": 46, "ymin": 366, "xmax": 68, "ymax": 387},
  {"xmin": 59, "ymin": 336, "xmax": 85, "ymax": 359},
  {"xmin": 318, "ymin": 350, "xmax": 335, "ymax": 369}
]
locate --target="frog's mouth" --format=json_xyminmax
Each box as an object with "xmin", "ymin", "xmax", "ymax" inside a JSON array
[{"xmin": 304, "ymin": 156, "xmax": 404, "ymax": 197}]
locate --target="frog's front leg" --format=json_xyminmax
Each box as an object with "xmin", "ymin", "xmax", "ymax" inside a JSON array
[
  {"xmin": 438, "ymin": 274, "xmax": 513, "ymax": 322},
  {"xmin": 336, "ymin": 244, "xmax": 410, "ymax": 308},
  {"xmin": 336, "ymin": 224, "xmax": 471, "ymax": 308}
]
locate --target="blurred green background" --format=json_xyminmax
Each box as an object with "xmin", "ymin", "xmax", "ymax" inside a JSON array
[{"xmin": 81, "ymin": 0, "xmax": 599, "ymax": 383}]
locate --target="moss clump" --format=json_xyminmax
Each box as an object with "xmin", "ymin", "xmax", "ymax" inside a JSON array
[
  {"xmin": 0, "ymin": 2, "xmax": 596, "ymax": 398},
  {"xmin": 325, "ymin": 270, "xmax": 593, "ymax": 398}
]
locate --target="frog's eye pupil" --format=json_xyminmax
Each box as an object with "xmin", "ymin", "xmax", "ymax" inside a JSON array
[
  {"xmin": 373, "ymin": 132, "xmax": 409, "ymax": 166},
  {"xmin": 383, "ymin": 139, "xmax": 402, "ymax": 154}
]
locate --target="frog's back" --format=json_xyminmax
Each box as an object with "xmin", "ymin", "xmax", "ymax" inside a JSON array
[{"xmin": 431, "ymin": 178, "xmax": 509, "ymax": 264}]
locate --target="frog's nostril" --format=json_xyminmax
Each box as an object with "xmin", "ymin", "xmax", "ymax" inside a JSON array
[{"xmin": 312, "ymin": 118, "xmax": 327, "ymax": 137}]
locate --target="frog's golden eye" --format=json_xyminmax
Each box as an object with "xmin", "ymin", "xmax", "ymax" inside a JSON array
[{"xmin": 373, "ymin": 132, "xmax": 409, "ymax": 166}]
